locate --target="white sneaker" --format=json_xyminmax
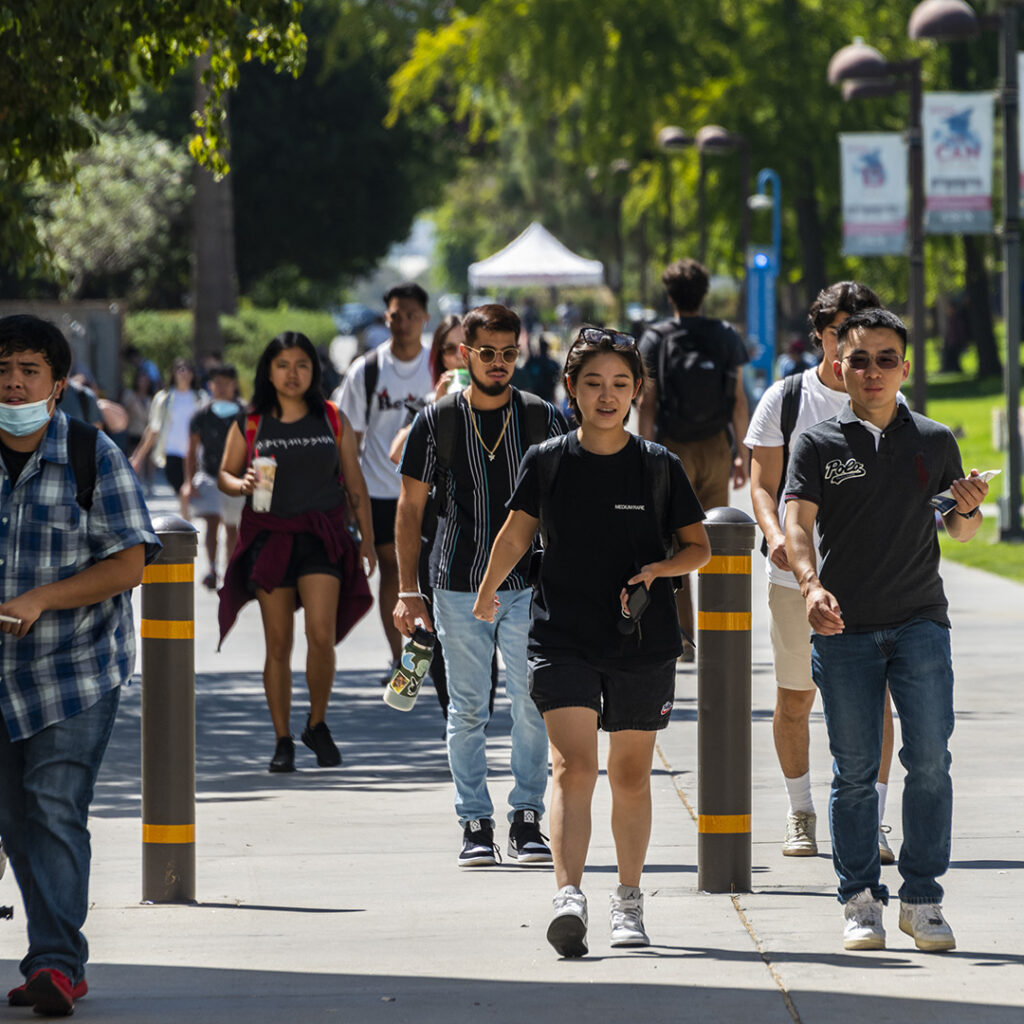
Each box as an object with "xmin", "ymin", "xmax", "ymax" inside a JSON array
[
  {"xmin": 878, "ymin": 825, "xmax": 896, "ymax": 865},
  {"xmin": 899, "ymin": 902, "xmax": 956, "ymax": 952},
  {"xmin": 782, "ymin": 810, "xmax": 818, "ymax": 856},
  {"xmin": 610, "ymin": 885, "xmax": 650, "ymax": 947},
  {"xmin": 547, "ymin": 885, "xmax": 588, "ymax": 958},
  {"xmin": 843, "ymin": 889, "xmax": 886, "ymax": 950}
]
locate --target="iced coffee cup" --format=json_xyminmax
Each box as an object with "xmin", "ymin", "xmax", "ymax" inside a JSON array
[{"xmin": 252, "ymin": 455, "xmax": 277, "ymax": 512}]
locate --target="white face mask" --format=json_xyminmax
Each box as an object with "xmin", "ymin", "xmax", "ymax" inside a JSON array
[{"xmin": 0, "ymin": 383, "xmax": 59, "ymax": 436}]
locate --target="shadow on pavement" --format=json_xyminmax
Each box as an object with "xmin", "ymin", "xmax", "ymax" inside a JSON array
[{"xmin": 0, "ymin": 960, "xmax": 1019, "ymax": 1024}]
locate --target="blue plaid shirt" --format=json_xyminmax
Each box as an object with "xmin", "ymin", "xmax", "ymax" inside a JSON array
[{"xmin": 0, "ymin": 412, "xmax": 161, "ymax": 740}]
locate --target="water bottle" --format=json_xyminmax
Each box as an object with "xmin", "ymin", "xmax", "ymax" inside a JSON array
[{"xmin": 383, "ymin": 627, "xmax": 436, "ymax": 712}]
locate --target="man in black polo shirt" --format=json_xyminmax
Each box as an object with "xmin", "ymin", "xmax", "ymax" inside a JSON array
[{"xmin": 785, "ymin": 308, "xmax": 988, "ymax": 954}]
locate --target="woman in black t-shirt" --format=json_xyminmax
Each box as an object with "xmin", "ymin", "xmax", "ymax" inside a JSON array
[
  {"xmin": 218, "ymin": 332, "xmax": 375, "ymax": 773},
  {"xmin": 474, "ymin": 327, "xmax": 710, "ymax": 958}
]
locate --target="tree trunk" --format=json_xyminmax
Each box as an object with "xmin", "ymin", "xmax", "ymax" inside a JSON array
[
  {"xmin": 192, "ymin": 52, "xmax": 238, "ymax": 363},
  {"xmin": 965, "ymin": 236, "xmax": 1001, "ymax": 376}
]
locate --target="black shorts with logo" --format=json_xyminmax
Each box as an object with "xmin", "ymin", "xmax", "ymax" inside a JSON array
[{"xmin": 528, "ymin": 652, "xmax": 676, "ymax": 732}]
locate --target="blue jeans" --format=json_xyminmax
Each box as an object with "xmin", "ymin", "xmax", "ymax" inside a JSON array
[
  {"xmin": 433, "ymin": 588, "xmax": 548, "ymax": 825},
  {"xmin": 0, "ymin": 687, "xmax": 120, "ymax": 984},
  {"xmin": 812, "ymin": 619, "xmax": 953, "ymax": 906}
]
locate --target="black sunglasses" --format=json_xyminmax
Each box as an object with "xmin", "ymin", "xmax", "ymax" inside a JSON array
[
  {"xmin": 466, "ymin": 345, "xmax": 519, "ymax": 365},
  {"xmin": 567, "ymin": 326, "xmax": 638, "ymax": 360},
  {"xmin": 842, "ymin": 350, "xmax": 903, "ymax": 371}
]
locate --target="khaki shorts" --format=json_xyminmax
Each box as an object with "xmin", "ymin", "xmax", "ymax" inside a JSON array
[
  {"xmin": 662, "ymin": 430, "xmax": 732, "ymax": 512},
  {"xmin": 767, "ymin": 582, "xmax": 815, "ymax": 691},
  {"xmin": 190, "ymin": 472, "xmax": 244, "ymax": 527}
]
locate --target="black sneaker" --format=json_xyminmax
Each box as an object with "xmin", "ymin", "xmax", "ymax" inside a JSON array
[
  {"xmin": 301, "ymin": 718, "xmax": 342, "ymax": 767},
  {"xmin": 458, "ymin": 819, "xmax": 500, "ymax": 867},
  {"xmin": 268, "ymin": 736, "xmax": 295, "ymax": 773},
  {"xmin": 508, "ymin": 809, "xmax": 552, "ymax": 865}
]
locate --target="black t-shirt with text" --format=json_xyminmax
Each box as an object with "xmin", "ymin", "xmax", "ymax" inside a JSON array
[
  {"xmin": 192, "ymin": 399, "xmax": 243, "ymax": 477},
  {"xmin": 509, "ymin": 432, "xmax": 705, "ymax": 662},
  {"xmin": 399, "ymin": 388, "xmax": 566, "ymax": 593},
  {"xmin": 236, "ymin": 409, "xmax": 344, "ymax": 519}
]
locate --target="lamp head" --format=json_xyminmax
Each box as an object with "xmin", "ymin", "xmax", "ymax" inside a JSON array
[
  {"xmin": 908, "ymin": 0, "xmax": 978, "ymax": 41},
  {"xmin": 828, "ymin": 37, "xmax": 890, "ymax": 84}
]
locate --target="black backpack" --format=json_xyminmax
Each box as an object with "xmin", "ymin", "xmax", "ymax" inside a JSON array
[
  {"xmin": 423, "ymin": 389, "xmax": 551, "ymax": 539},
  {"xmin": 649, "ymin": 317, "xmax": 739, "ymax": 443}
]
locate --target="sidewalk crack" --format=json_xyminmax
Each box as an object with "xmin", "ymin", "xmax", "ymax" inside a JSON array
[{"xmin": 731, "ymin": 894, "xmax": 802, "ymax": 1024}]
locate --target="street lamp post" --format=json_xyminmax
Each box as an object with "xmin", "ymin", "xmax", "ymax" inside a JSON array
[
  {"xmin": 908, "ymin": 0, "xmax": 1022, "ymax": 540},
  {"xmin": 657, "ymin": 126, "xmax": 694, "ymax": 264},
  {"xmin": 746, "ymin": 169, "xmax": 783, "ymax": 395},
  {"xmin": 828, "ymin": 39, "xmax": 927, "ymax": 414}
]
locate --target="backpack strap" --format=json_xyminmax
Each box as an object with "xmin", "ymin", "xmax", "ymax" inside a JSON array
[
  {"xmin": 517, "ymin": 389, "xmax": 553, "ymax": 448},
  {"xmin": 532, "ymin": 433, "xmax": 572, "ymax": 550},
  {"xmin": 324, "ymin": 400, "xmax": 343, "ymax": 446},
  {"xmin": 67, "ymin": 417, "xmax": 98, "ymax": 512},
  {"xmin": 758, "ymin": 371, "xmax": 803, "ymax": 556},
  {"xmin": 244, "ymin": 413, "xmax": 262, "ymax": 464},
  {"xmin": 362, "ymin": 347, "xmax": 380, "ymax": 419},
  {"xmin": 638, "ymin": 438, "xmax": 674, "ymax": 555}
]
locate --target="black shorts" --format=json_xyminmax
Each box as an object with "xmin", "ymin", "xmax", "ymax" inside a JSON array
[
  {"xmin": 164, "ymin": 454, "xmax": 186, "ymax": 493},
  {"xmin": 528, "ymin": 652, "xmax": 676, "ymax": 732},
  {"xmin": 246, "ymin": 532, "xmax": 343, "ymax": 591},
  {"xmin": 371, "ymin": 497, "xmax": 398, "ymax": 547}
]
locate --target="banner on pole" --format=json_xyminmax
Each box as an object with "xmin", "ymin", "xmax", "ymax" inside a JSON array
[
  {"xmin": 840, "ymin": 133, "xmax": 907, "ymax": 256},
  {"xmin": 923, "ymin": 91, "xmax": 994, "ymax": 234},
  {"xmin": 1018, "ymin": 53, "xmax": 1024, "ymax": 214}
]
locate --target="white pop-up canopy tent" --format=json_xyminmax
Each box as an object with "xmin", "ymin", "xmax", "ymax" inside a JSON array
[{"xmin": 468, "ymin": 222, "xmax": 605, "ymax": 289}]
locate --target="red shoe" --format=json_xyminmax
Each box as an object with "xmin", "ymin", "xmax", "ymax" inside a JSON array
[{"xmin": 9, "ymin": 970, "xmax": 86, "ymax": 1015}]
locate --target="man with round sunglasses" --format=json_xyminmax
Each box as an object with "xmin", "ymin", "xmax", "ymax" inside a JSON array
[
  {"xmin": 785, "ymin": 307, "xmax": 989, "ymax": 954},
  {"xmin": 395, "ymin": 304, "xmax": 567, "ymax": 868}
]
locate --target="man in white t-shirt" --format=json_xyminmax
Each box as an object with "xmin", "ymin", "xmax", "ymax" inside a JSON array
[
  {"xmin": 745, "ymin": 282, "xmax": 896, "ymax": 861},
  {"xmin": 335, "ymin": 283, "xmax": 434, "ymax": 671}
]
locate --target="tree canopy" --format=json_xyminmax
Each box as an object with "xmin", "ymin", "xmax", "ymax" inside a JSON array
[{"xmin": 0, "ymin": 0, "xmax": 305, "ymax": 269}]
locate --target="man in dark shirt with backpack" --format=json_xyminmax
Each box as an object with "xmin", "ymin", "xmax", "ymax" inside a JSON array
[{"xmin": 637, "ymin": 258, "xmax": 749, "ymax": 655}]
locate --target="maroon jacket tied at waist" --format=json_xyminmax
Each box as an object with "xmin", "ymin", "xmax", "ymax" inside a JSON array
[{"xmin": 217, "ymin": 504, "xmax": 372, "ymax": 650}]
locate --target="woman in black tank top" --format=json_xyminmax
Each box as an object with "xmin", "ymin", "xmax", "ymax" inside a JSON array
[{"xmin": 218, "ymin": 332, "xmax": 375, "ymax": 773}]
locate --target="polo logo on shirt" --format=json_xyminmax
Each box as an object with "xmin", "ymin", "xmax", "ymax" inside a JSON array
[
  {"xmin": 824, "ymin": 458, "xmax": 866, "ymax": 485},
  {"xmin": 614, "ymin": 504, "xmax": 645, "ymax": 511}
]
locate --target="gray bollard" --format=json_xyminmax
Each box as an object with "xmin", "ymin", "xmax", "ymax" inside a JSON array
[
  {"xmin": 696, "ymin": 506, "xmax": 756, "ymax": 893},
  {"xmin": 140, "ymin": 514, "xmax": 198, "ymax": 904}
]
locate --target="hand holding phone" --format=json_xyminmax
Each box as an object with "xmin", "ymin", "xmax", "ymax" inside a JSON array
[{"xmin": 618, "ymin": 581, "xmax": 650, "ymax": 635}]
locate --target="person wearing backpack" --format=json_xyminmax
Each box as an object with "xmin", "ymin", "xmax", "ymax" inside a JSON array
[
  {"xmin": 745, "ymin": 282, "xmax": 898, "ymax": 864},
  {"xmin": 217, "ymin": 332, "xmax": 375, "ymax": 773},
  {"xmin": 473, "ymin": 326, "xmax": 710, "ymax": 956},
  {"xmin": 0, "ymin": 315, "xmax": 160, "ymax": 1015},
  {"xmin": 333, "ymin": 283, "xmax": 434, "ymax": 681},
  {"xmin": 394, "ymin": 304, "xmax": 567, "ymax": 870},
  {"xmin": 637, "ymin": 258, "xmax": 749, "ymax": 658}
]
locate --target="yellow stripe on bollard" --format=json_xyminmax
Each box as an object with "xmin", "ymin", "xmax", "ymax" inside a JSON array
[
  {"xmin": 142, "ymin": 823, "xmax": 195, "ymax": 844},
  {"xmin": 140, "ymin": 619, "xmax": 194, "ymax": 640},
  {"xmin": 697, "ymin": 611, "xmax": 751, "ymax": 631},
  {"xmin": 699, "ymin": 555, "xmax": 751, "ymax": 576},
  {"xmin": 142, "ymin": 562, "xmax": 194, "ymax": 584},
  {"xmin": 698, "ymin": 814, "xmax": 751, "ymax": 834}
]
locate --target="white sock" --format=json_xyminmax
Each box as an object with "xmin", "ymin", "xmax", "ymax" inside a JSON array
[
  {"xmin": 784, "ymin": 771, "xmax": 814, "ymax": 815},
  {"xmin": 876, "ymin": 782, "xmax": 888, "ymax": 826}
]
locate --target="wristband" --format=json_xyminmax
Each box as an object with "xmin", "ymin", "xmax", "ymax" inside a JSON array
[
  {"xmin": 398, "ymin": 591, "xmax": 425, "ymax": 600},
  {"xmin": 955, "ymin": 507, "xmax": 978, "ymax": 519}
]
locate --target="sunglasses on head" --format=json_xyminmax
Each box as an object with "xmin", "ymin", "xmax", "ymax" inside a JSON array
[
  {"xmin": 842, "ymin": 350, "xmax": 903, "ymax": 371},
  {"xmin": 575, "ymin": 326, "xmax": 637, "ymax": 350},
  {"xmin": 466, "ymin": 345, "xmax": 519, "ymax": 364}
]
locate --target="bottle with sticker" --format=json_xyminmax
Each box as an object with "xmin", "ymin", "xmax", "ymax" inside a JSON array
[{"xmin": 383, "ymin": 627, "xmax": 436, "ymax": 711}]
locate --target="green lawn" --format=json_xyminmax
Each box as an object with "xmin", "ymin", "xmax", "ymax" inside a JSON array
[{"xmin": 908, "ymin": 355, "xmax": 1024, "ymax": 583}]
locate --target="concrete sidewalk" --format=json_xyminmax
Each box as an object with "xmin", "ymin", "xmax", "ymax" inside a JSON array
[{"xmin": 2, "ymin": 488, "xmax": 1022, "ymax": 1022}]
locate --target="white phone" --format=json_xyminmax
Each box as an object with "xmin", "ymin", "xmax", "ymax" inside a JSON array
[{"xmin": 929, "ymin": 469, "xmax": 1000, "ymax": 514}]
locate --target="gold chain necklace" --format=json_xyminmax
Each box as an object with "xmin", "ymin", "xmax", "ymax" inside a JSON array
[{"xmin": 465, "ymin": 390, "xmax": 513, "ymax": 463}]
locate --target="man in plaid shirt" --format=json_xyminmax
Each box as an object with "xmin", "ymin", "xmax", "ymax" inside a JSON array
[{"xmin": 0, "ymin": 315, "xmax": 160, "ymax": 1016}]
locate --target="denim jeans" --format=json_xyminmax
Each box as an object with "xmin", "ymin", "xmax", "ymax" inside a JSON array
[
  {"xmin": 0, "ymin": 687, "xmax": 120, "ymax": 984},
  {"xmin": 812, "ymin": 618, "xmax": 953, "ymax": 906},
  {"xmin": 433, "ymin": 588, "xmax": 548, "ymax": 825}
]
